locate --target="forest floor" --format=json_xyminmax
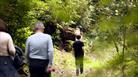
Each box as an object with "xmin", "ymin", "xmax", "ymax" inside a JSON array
[{"xmin": 52, "ymin": 48, "xmax": 115, "ymax": 77}]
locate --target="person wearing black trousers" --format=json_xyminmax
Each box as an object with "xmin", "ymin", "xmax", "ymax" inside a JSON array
[
  {"xmin": 25, "ymin": 22, "xmax": 54, "ymax": 77},
  {"xmin": 73, "ymin": 35, "xmax": 84, "ymax": 76}
]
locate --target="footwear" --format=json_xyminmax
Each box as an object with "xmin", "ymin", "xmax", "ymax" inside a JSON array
[
  {"xmin": 76, "ymin": 69, "xmax": 79, "ymax": 76},
  {"xmin": 80, "ymin": 68, "xmax": 83, "ymax": 74}
]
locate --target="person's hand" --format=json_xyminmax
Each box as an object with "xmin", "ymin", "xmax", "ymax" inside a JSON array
[{"xmin": 46, "ymin": 66, "xmax": 55, "ymax": 72}]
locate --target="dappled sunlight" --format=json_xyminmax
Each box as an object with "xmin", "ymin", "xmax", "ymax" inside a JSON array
[
  {"xmin": 0, "ymin": 0, "xmax": 137, "ymax": 77},
  {"xmin": 52, "ymin": 47, "xmax": 118, "ymax": 77}
]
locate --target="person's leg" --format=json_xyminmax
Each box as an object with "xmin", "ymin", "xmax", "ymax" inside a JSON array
[
  {"xmin": 29, "ymin": 65, "xmax": 43, "ymax": 77},
  {"xmin": 29, "ymin": 64, "xmax": 46, "ymax": 77},
  {"xmin": 0, "ymin": 56, "xmax": 21, "ymax": 77},
  {"xmin": 29, "ymin": 59, "xmax": 46, "ymax": 77},
  {"xmin": 80, "ymin": 56, "xmax": 84, "ymax": 74},
  {"xmin": 75, "ymin": 57, "xmax": 80, "ymax": 76},
  {"xmin": 45, "ymin": 72, "xmax": 51, "ymax": 77},
  {"xmin": 44, "ymin": 60, "xmax": 51, "ymax": 77}
]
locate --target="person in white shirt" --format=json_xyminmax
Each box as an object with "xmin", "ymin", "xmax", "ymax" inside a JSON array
[
  {"xmin": 0, "ymin": 19, "xmax": 20, "ymax": 77},
  {"xmin": 25, "ymin": 22, "xmax": 54, "ymax": 77}
]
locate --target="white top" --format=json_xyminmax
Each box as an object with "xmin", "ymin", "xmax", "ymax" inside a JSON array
[
  {"xmin": 25, "ymin": 32, "xmax": 54, "ymax": 66},
  {"xmin": 0, "ymin": 32, "xmax": 15, "ymax": 56},
  {"xmin": 75, "ymin": 28, "xmax": 81, "ymax": 36}
]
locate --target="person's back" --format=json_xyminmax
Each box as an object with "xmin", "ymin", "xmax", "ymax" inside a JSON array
[
  {"xmin": 27, "ymin": 32, "xmax": 53, "ymax": 60},
  {"xmin": 73, "ymin": 35, "xmax": 84, "ymax": 76},
  {"xmin": 0, "ymin": 32, "xmax": 15, "ymax": 56},
  {"xmin": 25, "ymin": 22, "xmax": 54, "ymax": 77},
  {"xmin": 73, "ymin": 40, "xmax": 84, "ymax": 57},
  {"xmin": 0, "ymin": 19, "xmax": 20, "ymax": 77}
]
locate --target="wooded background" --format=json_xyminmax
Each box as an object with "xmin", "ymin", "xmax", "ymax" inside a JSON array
[{"xmin": 0, "ymin": 0, "xmax": 138, "ymax": 77}]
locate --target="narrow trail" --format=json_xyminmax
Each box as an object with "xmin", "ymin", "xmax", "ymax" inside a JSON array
[
  {"xmin": 52, "ymin": 49, "xmax": 95, "ymax": 77},
  {"xmin": 51, "ymin": 47, "xmax": 116, "ymax": 77}
]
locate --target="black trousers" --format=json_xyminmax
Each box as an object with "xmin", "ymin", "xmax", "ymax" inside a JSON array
[
  {"xmin": 75, "ymin": 56, "xmax": 84, "ymax": 75},
  {"xmin": 29, "ymin": 58, "xmax": 51, "ymax": 77},
  {"xmin": 0, "ymin": 56, "xmax": 20, "ymax": 77}
]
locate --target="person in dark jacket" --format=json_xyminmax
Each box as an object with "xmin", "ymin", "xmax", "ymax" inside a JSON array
[{"xmin": 73, "ymin": 35, "xmax": 84, "ymax": 76}]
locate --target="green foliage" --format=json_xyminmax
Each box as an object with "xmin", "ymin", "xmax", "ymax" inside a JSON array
[
  {"xmin": 0, "ymin": 0, "xmax": 138, "ymax": 76},
  {"xmin": 0, "ymin": 0, "xmax": 49, "ymax": 49},
  {"xmin": 28, "ymin": 0, "xmax": 49, "ymax": 20},
  {"xmin": 90, "ymin": 0, "xmax": 138, "ymax": 77},
  {"xmin": 0, "ymin": 0, "xmax": 32, "ymax": 49},
  {"xmin": 105, "ymin": 51, "xmax": 138, "ymax": 77},
  {"xmin": 48, "ymin": 0, "xmax": 89, "ymax": 23},
  {"xmin": 48, "ymin": 0, "xmax": 77, "ymax": 22},
  {"xmin": 100, "ymin": 0, "xmax": 113, "ymax": 5},
  {"xmin": 127, "ymin": 32, "xmax": 138, "ymax": 48},
  {"xmin": 123, "ymin": 8, "xmax": 138, "ymax": 26},
  {"xmin": 98, "ymin": 17, "xmax": 119, "ymax": 32}
]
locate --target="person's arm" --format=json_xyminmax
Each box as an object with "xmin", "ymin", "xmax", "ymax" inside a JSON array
[
  {"xmin": 47, "ymin": 36, "xmax": 54, "ymax": 67},
  {"xmin": 8, "ymin": 35, "xmax": 15, "ymax": 56},
  {"xmin": 72, "ymin": 42, "xmax": 75, "ymax": 55},
  {"xmin": 25, "ymin": 38, "xmax": 30, "ymax": 63},
  {"xmin": 82, "ymin": 42, "xmax": 84, "ymax": 47}
]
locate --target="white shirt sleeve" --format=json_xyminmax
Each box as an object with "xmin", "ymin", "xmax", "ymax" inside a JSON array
[
  {"xmin": 47, "ymin": 36, "xmax": 54, "ymax": 66},
  {"xmin": 25, "ymin": 38, "xmax": 30, "ymax": 63}
]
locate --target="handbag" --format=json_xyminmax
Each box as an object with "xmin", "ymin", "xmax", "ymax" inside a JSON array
[{"xmin": 7, "ymin": 45, "xmax": 24, "ymax": 70}]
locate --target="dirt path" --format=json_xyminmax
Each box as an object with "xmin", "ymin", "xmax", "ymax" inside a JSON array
[{"xmin": 52, "ymin": 50, "xmax": 95, "ymax": 77}]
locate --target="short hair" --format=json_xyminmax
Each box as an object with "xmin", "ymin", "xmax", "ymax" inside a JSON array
[
  {"xmin": 34, "ymin": 22, "xmax": 45, "ymax": 30},
  {"xmin": 0, "ymin": 19, "xmax": 7, "ymax": 32},
  {"xmin": 76, "ymin": 35, "xmax": 81, "ymax": 40}
]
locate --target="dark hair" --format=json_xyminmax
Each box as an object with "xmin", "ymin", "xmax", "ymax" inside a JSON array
[
  {"xmin": 76, "ymin": 35, "xmax": 81, "ymax": 40},
  {"xmin": 0, "ymin": 19, "xmax": 7, "ymax": 32}
]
